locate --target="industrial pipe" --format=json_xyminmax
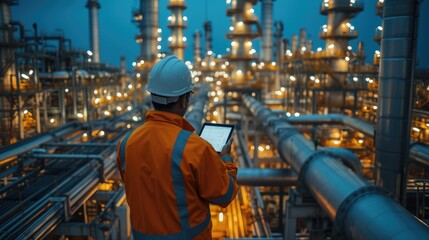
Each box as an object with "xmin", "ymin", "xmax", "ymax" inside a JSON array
[
  {"xmin": 0, "ymin": 121, "xmax": 82, "ymax": 163},
  {"xmin": 139, "ymin": 0, "xmax": 159, "ymax": 62},
  {"xmin": 287, "ymin": 114, "xmax": 429, "ymax": 169},
  {"xmin": 242, "ymin": 95, "xmax": 429, "ymax": 239},
  {"xmin": 237, "ymin": 168, "xmax": 297, "ymax": 186}
]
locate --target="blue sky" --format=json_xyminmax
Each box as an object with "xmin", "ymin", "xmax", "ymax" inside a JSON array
[{"xmin": 11, "ymin": 0, "xmax": 429, "ymax": 70}]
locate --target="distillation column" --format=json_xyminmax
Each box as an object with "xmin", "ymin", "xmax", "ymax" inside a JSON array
[
  {"xmin": 0, "ymin": 0, "xmax": 17, "ymax": 145},
  {"xmin": 204, "ymin": 20, "xmax": 212, "ymax": 56},
  {"xmin": 167, "ymin": 0, "xmax": 187, "ymax": 60},
  {"xmin": 226, "ymin": 0, "xmax": 261, "ymax": 84},
  {"xmin": 86, "ymin": 0, "xmax": 100, "ymax": 63},
  {"xmin": 193, "ymin": 30, "xmax": 202, "ymax": 63},
  {"xmin": 135, "ymin": 0, "xmax": 159, "ymax": 63},
  {"xmin": 260, "ymin": 0, "xmax": 273, "ymax": 62},
  {"xmin": 375, "ymin": 0, "xmax": 420, "ymax": 203},
  {"xmin": 319, "ymin": 0, "xmax": 362, "ymax": 113}
]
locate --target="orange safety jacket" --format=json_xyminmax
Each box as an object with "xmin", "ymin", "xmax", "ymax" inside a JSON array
[{"xmin": 116, "ymin": 111, "xmax": 239, "ymax": 239}]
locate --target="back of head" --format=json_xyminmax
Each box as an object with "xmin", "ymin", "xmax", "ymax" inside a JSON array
[{"xmin": 146, "ymin": 55, "xmax": 195, "ymax": 106}]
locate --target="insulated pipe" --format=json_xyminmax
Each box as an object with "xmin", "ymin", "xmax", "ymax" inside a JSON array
[
  {"xmin": 0, "ymin": 121, "xmax": 82, "ymax": 162},
  {"xmin": 375, "ymin": 0, "xmax": 419, "ymax": 202},
  {"xmin": 320, "ymin": 147, "xmax": 362, "ymax": 175},
  {"xmin": 237, "ymin": 168, "xmax": 297, "ymax": 186},
  {"xmin": 287, "ymin": 114, "xmax": 374, "ymax": 136},
  {"xmin": 140, "ymin": 0, "xmax": 159, "ymax": 62},
  {"xmin": 86, "ymin": 0, "xmax": 100, "ymax": 62},
  {"xmin": 242, "ymin": 95, "xmax": 429, "ymax": 239},
  {"xmin": 260, "ymin": 0, "xmax": 273, "ymax": 62},
  {"xmin": 287, "ymin": 114, "xmax": 429, "ymax": 168}
]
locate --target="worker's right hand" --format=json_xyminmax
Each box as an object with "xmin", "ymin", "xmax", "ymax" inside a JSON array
[{"xmin": 220, "ymin": 138, "xmax": 233, "ymax": 156}]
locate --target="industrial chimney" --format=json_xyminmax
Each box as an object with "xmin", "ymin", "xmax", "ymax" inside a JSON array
[
  {"xmin": 86, "ymin": 0, "xmax": 100, "ymax": 63},
  {"xmin": 260, "ymin": 0, "xmax": 273, "ymax": 62},
  {"xmin": 167, "ymin": 0, "xmax": 188, "ymax": 60},
  {"xmin": 204, "ymin": 21, "xmax": 212, "ymax": 56},
  {"xmin": 193, "ymin": 30, "xmax": 202, "ymax": 62}
]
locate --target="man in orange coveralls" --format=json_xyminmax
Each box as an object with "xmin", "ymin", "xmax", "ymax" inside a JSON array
[{"xmin": 116, "ymin": 55, "xmax": 239, "ymax": 239}]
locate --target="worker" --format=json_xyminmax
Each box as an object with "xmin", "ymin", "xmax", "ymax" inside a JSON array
[{"xmin": 116, "ymin": 55, "xmax": 239, "ymax": 239}]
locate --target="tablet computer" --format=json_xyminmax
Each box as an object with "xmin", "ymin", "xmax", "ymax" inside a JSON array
[{"xmin": 199, "ymin": 123, "xmax": 235, "ymax": 153}]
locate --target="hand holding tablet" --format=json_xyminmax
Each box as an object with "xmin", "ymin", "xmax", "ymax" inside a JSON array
[{"xmin": 198, "ymin": 123, "xmax": 235, "ymax": 153}]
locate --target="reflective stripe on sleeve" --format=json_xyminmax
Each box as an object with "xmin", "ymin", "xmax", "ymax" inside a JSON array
[
  {"xmin": 209, "ymin": 173, "xmax": 235, "ymax": 204},
  {"xmin": 120, "ymin": 129, "xmax": 136, "ymax": 173},
  {"xmin": 171, "ymin": 130, "xmax": 192, "ymax": 230}
]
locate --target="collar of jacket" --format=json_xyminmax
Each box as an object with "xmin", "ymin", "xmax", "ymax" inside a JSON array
[{"xmin": 145, "ymin": 110, "xmax": 195, "ymax": 132}]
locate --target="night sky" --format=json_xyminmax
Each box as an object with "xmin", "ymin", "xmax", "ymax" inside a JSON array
[{"xmin": 11, "ymin": 0, "xmax": 429, "ymax": 70}]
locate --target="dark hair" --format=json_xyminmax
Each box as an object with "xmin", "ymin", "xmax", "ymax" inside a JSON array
[{"xmin": 152, "ymin": 92, "xmax": 190, "ymax": 111}]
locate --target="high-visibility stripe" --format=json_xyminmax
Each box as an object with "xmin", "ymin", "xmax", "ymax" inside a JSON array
[
  {"xmin": 120, "ymin": 129, "xmax": 136, "ymax": 173},
  {"xmin": 171, "ymin": 130, "xmax": 192, "ymax": 230},
  {"xmin": 131, "ymin": 129, "xmax": 211, "ymax": 239},
  {"xmin": 132, "ymin": 211, "xmax": 211, "ymax": 240},
  {"xmin": 209, "ymin": 173, "xmax": 235, "ymax": 204}
]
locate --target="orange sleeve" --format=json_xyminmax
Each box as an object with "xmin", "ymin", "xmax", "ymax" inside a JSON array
[
  {"xmin": 116, "ymin": 139, "xmax": 125, "ymax": 181},
  {"xmin": 196, "ymin": 147, "xmax": 239, "ymax": 208}
]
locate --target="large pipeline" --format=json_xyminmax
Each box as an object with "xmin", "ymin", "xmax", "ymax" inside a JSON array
[
  {"xmin": 243, "ymin": 95, "xmax": 429, "ymax": 239},
  {"xmin": 287, "ymin": 114, "xmax": 429, "ymax": 168}
]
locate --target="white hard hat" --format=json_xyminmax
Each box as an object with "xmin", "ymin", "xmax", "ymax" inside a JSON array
[{"xmin": 146, "ymin": 55, "xmax": 195, "ymax": 104}]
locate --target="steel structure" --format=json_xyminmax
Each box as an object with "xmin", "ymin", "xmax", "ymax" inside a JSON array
[{"xmin": 167, "ymin": 0, "xmax": 187, "ymax": 60}]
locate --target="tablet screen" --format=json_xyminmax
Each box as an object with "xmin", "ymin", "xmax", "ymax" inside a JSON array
[{"xmin": 199, "ymin": 123, "xmax": 234, "ymax": 153}]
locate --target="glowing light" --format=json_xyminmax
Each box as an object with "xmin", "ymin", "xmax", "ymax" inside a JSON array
[
  {"xmin": 207, "ymin": 50, "xmax": 213, "ymax": 55},
  {"xmin": 271, "ymin": 62, "xmax": 276, "ymax": 66},
  {"xmin": 358, "ymin": 139, "xmax": 364, "ymax": 144},
  {"xmin": 104, "ymin": 111, "xmax": 110, "ymax": 116},
  {"xmin": 237, "ymin": 21, "xmax": 243, "ymax": 27},
  {"xmin": 353, "ymin": 77, "xmax": 358, "ymax": 82},
  {"xmin": 21, "ymin": 73, "xmax": 30, "ymax": 80},
  {"xmin": 107, "ymin": 95, "xmax": 112, "ymax": 101},
  {"xmin": 83, "ymin": 133, "xmax": 88, "ymax": 137},
  {"xmin": 29, "ymin": 70, "xmax": 34, "ymax": 75},
  {"xmin": 183, "ymin": 16, "xmax": 188, "ymax": 21},
  {"xmin": 127, "ymin": 106, "xmax": 132, "ymax": 111},
  {"xmin": 50, "ymin": 118, "xmax": 55, "ymax": 123},
  {"xmin": 231, "ymin": 41, "xmax": 237, "ymax": 46},
  {"xmin": 158, "ymin": 28, "xmax": 162, "ymax": 33},
  {"xmin": 136, "ymin": 73, "xmax": 141, "ymax": 78},
  {"xmin": 94, "ymin": 98, "xmax": 100, "ymax": 104},
  {"xmin": 117, "ymin": 106, "xmax": 122, "ymax": 111},
  {"xmin": 378, "ymin": 26, "xmax": 383, "ymax": 31},
  {"xmin": 99, "ymin": 131, "xmax": 105, "ymax": 136},
  {"xmin": 182, "ymin": 37, "xmax": 187, "ymax": 42},
  {"xmin": 266, "ymin": 145, "xmax": 270, "ymax": 150},
  {"xmin": 168, "ymin": 36, "xmax": 173, "ymax": 41},
  {"xmin": 77, "ymin": 113, "xmax": 84, "ymax": 118},
  {"xmin": 310, "ymin": 76, "xmax": 315, "ymax": 81},
  {"xmin": 132, "ymin": 62, "xmax": 136, "ymax": 67},
  {"xmin": 345, "ymin": 56, "xmax": 350, "ymax": 61},
  {"xmin": 413, "ymin": 127, "xmax": 421, "ymax": 132},
  {"xmin": 280, "ymin": 87, "xmax": 285, "ymax": 92},
  {"xmin": 116, "ymin": 92, "xmax": 122, "ymax": 97},
  {"xmin": 226, "ymin": 0, "xmax": 231, "ymax": 4},
  {"xmin": 328, "ymin": 44, "xmax": 335, "ymax": 49},
  {"xmin": 23, "ymin": 109, "xmax": 29, "ymax": 114},
  {"xmin": 373, "ymin": 106, "xmax": 378, "ymax": 110},
  {"xmin": 157, "ymin": 37, "xmax": 162, "ymax": 42},
  {"xmin": 333, "ymin": 140, "xmax": 341, "ymax": 145},
  {"xmin": 229, "ymin": 26, "xmax": 234, "ymax": 31},
  {"xmin": 317, "ymin": 47, "xmax": 322, "ymax": 52},
  {"xmin": 128, "ymin": 84, "xmax": 133, "ymax": 89},
  {"xmin": 65, "ymin": 88, "xmax": 69, "ymax": 93},
  {"xmin": 219, "ymin": 212, "xmax": 224, "ymax": 222},
  {"xmin": 251, "ymin": 62, "xmax": 257, "ymax": 67},
  {"xmin": 87, "ymin": 50, "xmax": 93, "ymax": 56},
  {"xmin": 294, "ymin": 112, "xmax": 300, "ymax": 117},
  {"xmin": 213, "ymin": 111, "xmax": 218, "ymax": 116},
  {"xmin": 289, "ymin": 76, "xmax": 296, "ymax": 81},
  {"xmin": 286, "ymin": 112, "xmax": 291, "ymax": 117},
  {"xmin": 347, "ymin": 46, "xmax": 352, "ymax": 50},
  {"xmin": 168, "ymin": 16, "xmax": 172, "ymax": 21},
  {"xmin": 301, "ymin": 47, "xmax": 306, "ymax": 52},
  {"xmin": 258, "ymin": 146, "xmax": 264, "ymax": 152},
  {"xmin": 246, "ymin": 41, "xmax": 252, "ymax": 47},
  {"xmin": 236, "ymin": 70, "xmax": 243, "ymax": 75},
  {"xmin": 157, "ymin": 45, "xmax": 161, "ymax": 50}
]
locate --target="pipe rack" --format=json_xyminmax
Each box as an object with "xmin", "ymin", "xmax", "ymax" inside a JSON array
[{"xmin": 243, "ymin": 95, "xmax": 429, "ymax": 239}]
